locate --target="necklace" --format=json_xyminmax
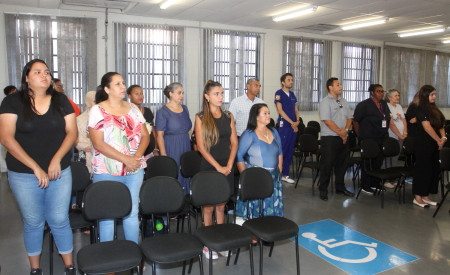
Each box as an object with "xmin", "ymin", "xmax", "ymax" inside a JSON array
[{"xmin": 257, "ymin": 127, "xmax": 270, "ymax": 142}]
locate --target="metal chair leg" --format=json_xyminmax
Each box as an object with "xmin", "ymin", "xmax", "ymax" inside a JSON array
[
  {"xmin": 259, "ymin": 240, "xmax": 264, "ymax": 275},
  {"xmin": 295, "ymin": 235, "xmax": 300, "ymax": 275},
  {"xmin": 433, "ymin": 189, "xmax": 450, "ymax": 217},
  {"xmin": 198, "ymin": 254, "xmax": 204, "ymax": 275},
  {"xmin": 249, "ymin": 244, "xmax": 255, "ymax": 275},
  {"xmin": 234, "ymin": 248, "xmax": 241, "ymax": 265},
  {"xmin": 268, "ymin": 242, "xmax": 274, "ymax": 257}
]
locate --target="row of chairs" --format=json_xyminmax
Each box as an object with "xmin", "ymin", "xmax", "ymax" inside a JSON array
[{"xmin": 75, "ymin": 167, "xmax": 300, "ymax": 275}]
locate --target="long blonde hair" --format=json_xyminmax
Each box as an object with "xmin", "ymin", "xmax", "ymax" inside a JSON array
[{"xmin": 201, "ymin": 80, "xmax": 222, "ymax": 151}]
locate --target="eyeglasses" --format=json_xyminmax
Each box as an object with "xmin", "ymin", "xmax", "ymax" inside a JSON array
[{"xmin": 336, "ymin": 100, "xmax": 343, "ymax": 108}]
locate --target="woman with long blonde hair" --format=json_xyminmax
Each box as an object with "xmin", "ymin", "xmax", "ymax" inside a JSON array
[{"xmin": 194, "ymin": 80, "xmax": 238, "ymax": 259}]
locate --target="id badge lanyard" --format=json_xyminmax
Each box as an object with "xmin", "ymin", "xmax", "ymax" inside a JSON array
[{"xmin": 373, "ymin": 99, "xmax": 386, "ymax": 128}]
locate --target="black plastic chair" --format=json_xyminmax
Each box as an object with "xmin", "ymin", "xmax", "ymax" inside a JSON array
[
  {"xmin": 146, "ymin": 156, "xmax": 179, "ymax": 180},
  {"xmin": 146, "ymin": 155, "xmax": 190, "ymax": 234},
  {"xmin": 49, "ymin": 161, "xmax": 93, "ymax": 275},
  {"xmin": 295, "ymin": 134, "xmax": 320, "ymax": 194},
  {"xmin": 307, "ymin": 120, "xmax": 321, "ymax": 133},
  {"xmin": 239, "ymin": 168, "xmax": 300, "ymax": 275},
  {"xmin": 191, "ymin": 171, "xmax": 254, "ymax": 275},
  {"xmin": 355, "ymin": 139, "xmax": 403, "ymax": 208},
  {"xmin": 433, "ymin": 148, "xmax": 450, "ymax": 217},
  {"xmin": 77, "ymin": 181, "xmax": 142, "ymax": 275},
  {"xmin": 180, "ymin": 151, "xmax": 203, "ymax": 229},
  {"xmin": 392, "ymin": 137, "xmax": 416, "ymax": 203},
  {"xmin": 139, "ymin": 176, "xmax": 204, "ymax": 275},
  {"xmin": 347, "ymin": 131, "xmax": 361, "ymax": 190}
]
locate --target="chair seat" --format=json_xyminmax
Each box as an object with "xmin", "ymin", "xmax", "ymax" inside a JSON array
[
  {"xmin": 141, "ymin": 233, "xmax": 203, "ymax": 263},
  {"xmin": 77, "ymin": 240, "xmax": 142, "ymax": 274},
  {"xmin": 302, "ymin": 162, "xmax": 321, "ymax": 170},
  {"xmin": 365, "ymin": 169, "xmax": 402, "ymax": 180},
  {"xmin": 389, "ymin": 166, "xmax": 415, "ymax": 177},
  {"xmin": 69, "ymin": 213, "xmax": 92, "ymax": 230},
  {"xmin": 242, "ymin": 216, "xmax": 298, "ymax": 242},
  {"xmin": 194, "ymin": 223, "xmax": 252, "ymax": 252}
]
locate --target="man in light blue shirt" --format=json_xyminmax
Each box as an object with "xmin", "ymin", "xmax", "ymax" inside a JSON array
[
  {"xmin": 229, "ymin": 78, "xmax": 265, "ymax": 137},
  {"xmin": 318, "ymin": 77, "xmax": 353, "ymax": 201}
]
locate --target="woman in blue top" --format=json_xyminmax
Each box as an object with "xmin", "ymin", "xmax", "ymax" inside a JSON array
[
  {"xmin": 155, "ymin": 82, "xmax": 192, "ymax": 193},
  {"xmin": 236, "ymin": 103, "xmax": 284, "ymax": 219}
]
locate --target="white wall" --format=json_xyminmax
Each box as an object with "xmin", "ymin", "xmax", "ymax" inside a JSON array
[{"xmin": 1, "ymin": 3, "xmax": 450, "ymax": 123}]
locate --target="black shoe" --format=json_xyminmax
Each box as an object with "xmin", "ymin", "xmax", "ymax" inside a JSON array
[
  {"xmin": 319, "ymin": 192, "xmax": 328, "ymax": 201},
  {"xmin": 336, "ymin": 189, "xmax": 354, "ymax": 196},
  {"xmin": 361, "ymin": 186, "xmax": 374, "ymax": 194},
  {"xmin": 30, "ymin": 268, "xmax": 42, "ymax": 275},
  {"xmin": 64, "ymin": 265, "xmax": 77, "ymax": 275}
]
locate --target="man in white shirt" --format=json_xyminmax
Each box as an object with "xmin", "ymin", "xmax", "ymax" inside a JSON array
[{"xmin": 229, "ymin": 78, "xmax": 265, "ymax": 137}]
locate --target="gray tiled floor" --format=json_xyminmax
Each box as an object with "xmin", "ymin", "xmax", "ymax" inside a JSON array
[{"xmin": 1, "ymin": 169, "xmax": 450, "ymax": 275}]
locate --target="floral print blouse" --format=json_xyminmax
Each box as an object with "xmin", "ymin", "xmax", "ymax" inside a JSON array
[{"xmin": 88, "ymin": 103, "xmax": 147, "ymax": 176}]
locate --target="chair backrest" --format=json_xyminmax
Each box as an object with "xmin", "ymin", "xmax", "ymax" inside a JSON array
[
  {"xmin": 82, "ymin": 181, "xmax": 132, "ymax": 221},
  {"xmin": 303, "ymin": 126, "xmax": 319, "ymax": 139},
  {"xmin": 440, "ymin": 148, "xmax": 450, "ymax": 171},
  {"xmin": 70, "ymin": 161, "xmax": 91, "ymax": 193},
  {"xmin": 190, "ymin": 171, "xmax": 230, "ymax": 208},
  {"xmin": 180, "ymin": 151, "xmax": 202, "ymax": 178},
  {"xmin": 239, "ymin": 167, "xmax": 273, "ymax": 201},
  {"xmin": 445, "ymin": 124, "xmax": 450, "ymax": 135},
  {"xmin": 139, "ymin": 176, "xmax": 184, "ymax": 215},
  {"xmin": 307, "ymin": 120, "xmax": 321, "ymax": 132},
  {"xmin": 402, "ymin": 136, "xmax": 416, "ymax": 155},
  {"xmin": 298, "ymin": 134, "xmax": 318, "ymax": 153},
  {"xmin": 383, "ymin": 137, "xmax": 401, "ymax": 158},
  {"xmin": 360, "ymin": 139, "xmax": 379, "ymax": 159},
  {"xmin": 348, "ymin": 131, "xmax": 357, "ymax": 149},
  {"xmin": 146, "ymin": 156, "xmax": 178, "ymax": 179}
]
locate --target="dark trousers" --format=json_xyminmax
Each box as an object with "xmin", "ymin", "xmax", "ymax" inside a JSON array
[
  {"xmin": 360, "ymin": 138, "xmax": 384, "ymax": 188},
  {"xmin": 319, "ymin": 136, "xmax": 350, "ymax": 193},
  {"xmin": 278, "ymin": 127, "xmax": 297, "ymax": 177},
  {"xmin": 413, "ymin": 141, "xmax": 439, "ymax": 196}
]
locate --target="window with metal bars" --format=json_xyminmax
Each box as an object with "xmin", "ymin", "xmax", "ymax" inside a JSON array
[
  {"xmin": 342, "ymin": 43, "xmax": 380, "ymax": 104},
  {"xmin": 115, "ymin": 24, "xmax": 184, "ymax": 111},
  {"xmin": 204, "ymin": 29, "xmax": 260, "ymax": 106}
]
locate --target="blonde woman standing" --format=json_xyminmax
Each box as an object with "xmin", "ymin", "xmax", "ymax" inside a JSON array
[{"xmin": 384, "ymin": 89, "xmax": 407, "ymax": 188}]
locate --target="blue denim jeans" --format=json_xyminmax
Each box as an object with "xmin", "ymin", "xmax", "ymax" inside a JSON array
[
  {"xmin": 8, "ymin": 167, "xmax": 73, "ymax": 256},
  {"xmin": 93, "ymin": 169, "xmax": 144, "ymax": 244}
]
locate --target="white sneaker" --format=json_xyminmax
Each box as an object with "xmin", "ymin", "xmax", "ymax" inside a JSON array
[
  {"xmin": 203, "ymin": 247, "xmax": 218, "ymax": 259},
  {"xmin": 282, "ymin": 176, "xmax": 295, "ymax": 184},
  {"xmin": 235, "ymin": 216, "xmax": 245, "ymax": 226},
  {"xmin": 384, "ymin": 182, "xmax": 395, "ymax": 189},
  {"xmin": 219, "ymin": 250, "xmax": 231, "ymax": 257}
]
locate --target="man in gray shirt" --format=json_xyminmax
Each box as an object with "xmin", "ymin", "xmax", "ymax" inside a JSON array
[{"xmin": 318, "ymin": 77, "xmax": 354, "ymax": 201}]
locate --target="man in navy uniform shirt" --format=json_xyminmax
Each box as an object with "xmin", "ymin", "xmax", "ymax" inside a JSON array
[{"xmin": 274, "ymin": 73, "xmax": 299, "ymax": 184}]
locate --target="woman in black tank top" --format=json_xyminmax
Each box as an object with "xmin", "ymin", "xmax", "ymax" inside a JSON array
[{"xmin": 194, "ymin": 80, "xmax": 238, "ymax": 258}]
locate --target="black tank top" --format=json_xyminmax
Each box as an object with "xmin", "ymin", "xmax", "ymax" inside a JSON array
[{"xmin": 199, "ymin": 110, "xmax": 232, "ymax": 169}]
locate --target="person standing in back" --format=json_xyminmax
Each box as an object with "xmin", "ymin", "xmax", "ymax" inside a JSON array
[
  {"xmin": 318, "ymin": 77, "xmax": 354, "ymax": 201},
  {"xmin": 274, "ymin": 73, "xmax": 299, "ymax": 184}
]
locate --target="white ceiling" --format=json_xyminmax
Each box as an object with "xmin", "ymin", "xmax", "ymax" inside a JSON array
[{"xmin": 2, "ymin": 0, "xmax": 450, "ymax": 49}]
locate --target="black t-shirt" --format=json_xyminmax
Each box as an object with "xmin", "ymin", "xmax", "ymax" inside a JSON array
[
  {"xmin": 353, "ymin": 98, "xmax": 390, "ymax": 140},
  {"xmin": 0, "ymin": 91, "xmax": 74, "ymax": 173},
  {"xmin": 405, "ymin": 104, "xmax": 418, "ymax": 138},
  {"xmin": 143, "ymin": 107, "xmax": 156, "ymax": 154}
]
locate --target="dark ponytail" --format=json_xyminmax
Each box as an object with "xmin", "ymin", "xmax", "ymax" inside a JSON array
[{"xmin": 96, "ymin": 72, "xmax": 120, "ymax": 104}]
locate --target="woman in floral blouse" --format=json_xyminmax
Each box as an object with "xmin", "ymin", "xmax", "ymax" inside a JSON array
[{"xmin": 88, "ymin": 72, "xmax": 149, "ymax": 243}]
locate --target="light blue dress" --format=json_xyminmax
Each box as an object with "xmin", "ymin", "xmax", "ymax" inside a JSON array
[
  {"xmin": 235, "ymin": 128, "xmax": 284, "ymax": 218},
  {"xmin": 155, "ymin": 105, "xmax": 192, "ymax": 194}
]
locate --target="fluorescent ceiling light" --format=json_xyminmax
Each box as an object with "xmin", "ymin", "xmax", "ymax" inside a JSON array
[
  {"xmin": 272, "ymin": 5, "xmax": 317, "ymax": 22},
  {"xmin": 443, "ymin": 40, "xmax": 450, "ymax": 44},
  {"xmin": 159, "ymin": 0, "xmax": 177, "ymax": 9},
  {"xmin": 341, "ymin": 18, "xmax": 388, "ymax": 30},
  {"xmin": 398, "ymin": 28, "xmax": 445, "ymax": 37}
]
